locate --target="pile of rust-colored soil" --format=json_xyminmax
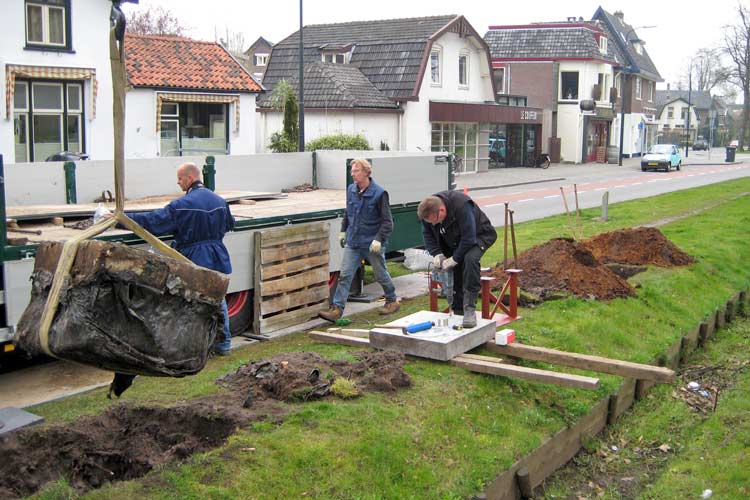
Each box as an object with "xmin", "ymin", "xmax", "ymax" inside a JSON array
[
  {"xmin": 494, "ymin": 238, "xmax": 636, "ymax": 301},
  {"xmin": 0, "ymin": 351, "xmax": 410, "ymax": 499},
  {"xmin": 582, "ymin": 227, "xmax": 694, "ymax": 267},
  {"xmin": 490, "ymin": 227, "xmax": 693, "ymax": 302}
]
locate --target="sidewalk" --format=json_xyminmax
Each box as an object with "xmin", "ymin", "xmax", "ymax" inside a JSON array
[{"xmin": 457, "ymin": 147, "xmax": 743, "ymax": 193}]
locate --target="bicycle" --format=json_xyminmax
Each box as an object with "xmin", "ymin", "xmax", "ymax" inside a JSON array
[
  {"xmin": 449, "ymin": 152, "xmax": 465, "ymax": 173},
  {"xmin": 526, "ymin": 152, "xmax": 551, "ymax": 169}
]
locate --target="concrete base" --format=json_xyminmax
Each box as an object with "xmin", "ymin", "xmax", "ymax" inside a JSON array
[
  {"xmin": 369, "ymin": 310, "xmax": 496, "ymax": 361},
  {"xmin": 0, "ymin": 407, "xmax": 44, "ymax": 435}
]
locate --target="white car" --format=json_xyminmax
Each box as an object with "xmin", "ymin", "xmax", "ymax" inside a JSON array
[{"xmin": 641, "ymin": 144, "xmax": 682, "ymax": 172}]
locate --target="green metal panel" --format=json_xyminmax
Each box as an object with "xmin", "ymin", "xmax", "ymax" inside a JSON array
[
  {"xmin": 63, "ymin": 161, "xmax": 77, "ymax": 204},
  {"xmin": 389, "ymin": 204, "xmax": 422, "ymax": 251},
  {"xmin": 203, "ymin": 156, "xmax": 216, "ymax": 191}
]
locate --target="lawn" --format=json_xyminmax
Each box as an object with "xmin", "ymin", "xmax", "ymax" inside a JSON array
[{"xmin": 21, "ymin": 178, "xmax": 750, "ymax": 500}]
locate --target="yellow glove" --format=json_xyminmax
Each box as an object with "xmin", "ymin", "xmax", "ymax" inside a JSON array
[
  {"xmin": 339, "ymin": 232, "xmax": 346, "ymax": 248},
  {"xmin": 369, "ymin": 240, "xmax": 382, "ymax": 253}
]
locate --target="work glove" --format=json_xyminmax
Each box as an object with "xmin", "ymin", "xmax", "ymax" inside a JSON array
[
  {"xmin": 442, "ymin": 257, "xmax": 458, "ymax": 270},
  {"xmin": 432, "ymin": 253, "xmax": 446, "ymax": 268},
  {"xmin": 369, "ymin": 240, "xmax": 382, "ymax": 253},
  {"xmin": 339, "ymin": 232, "xmax": 346, "ymax": 248}
]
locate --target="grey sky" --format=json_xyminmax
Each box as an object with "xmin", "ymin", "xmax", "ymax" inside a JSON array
[{"xmin": 123, "ymin": 0, "xmax": 740, "ymax": 93}]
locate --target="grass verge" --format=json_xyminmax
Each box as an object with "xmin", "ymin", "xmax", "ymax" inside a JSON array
[{"xmin": 24, "ymin": 178, "xmax": 750, "ymax": 499}]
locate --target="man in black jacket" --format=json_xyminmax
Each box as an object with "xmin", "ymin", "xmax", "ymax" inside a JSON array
[{"xmin": 417, "ymin": 191, "xmax": 497, "ymax": 327}]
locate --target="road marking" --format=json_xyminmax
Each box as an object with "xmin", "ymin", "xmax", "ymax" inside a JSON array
[
  {"xmin": 485, "ymin": 203, "xmax": 505, "ymax": 208},
  {"xmin": 518, "ymin": 198, "xmax": 534, "ymax": 203},
  {"xmin": 594, "ymin": 187, "xmax": 606, "ymax": 191},
  {"xmin": 632, "ymin": 182, "xmax": 642, "ymax": 186},
  {"xmin": 614, "ymin": 185, "xmax": 626, "ymax": 188},
  {"xmin": 544, "ymin": 195, "xmax": 559, "ymax": 199}
]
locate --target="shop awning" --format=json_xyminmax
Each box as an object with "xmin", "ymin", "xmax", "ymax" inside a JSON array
[
  {"xmin": 156, "ymin": 92, "xmax": 240, "ymax": 133},
  {"xmin": 5, "ymin": 64, "xmax": 98, "ymax": 120}
]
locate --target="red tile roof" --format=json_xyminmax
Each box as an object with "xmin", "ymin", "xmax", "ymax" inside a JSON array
[{"xmin": 124, "ymin": 34, "xmax": 262, "ymax": 92}]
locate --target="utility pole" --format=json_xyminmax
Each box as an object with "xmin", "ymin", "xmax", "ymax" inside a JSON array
[
  {"xmin": 685, "ymin": 70, "xmax": 692, "ymax": 158},
  {"xmin": 298, "ymin": 0, "xmax": 305, "ymax": 151}
]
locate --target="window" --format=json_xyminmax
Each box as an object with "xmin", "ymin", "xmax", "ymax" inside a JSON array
[
  {"xmin": 560, "ymin": 71, "xmax": 579, "ymax": 100},
  {"xmin": 635, "ymin": 77, "xmax": 642, "ymax": 100},
  {"xmin": 649, "ymin": 81, "xmax": 655, "ymax": 102},
  {"xmin": 321, "ymin": 53, "xmax": 345, "ymax": 64},
  {"xmin": 254, "ymin": 53, "xmax": 268, "ymax": 66},
  {"xmin": 667, "ymin": 106, "xmax": 674, "ymax": 119},
  {"xmin": 25, "ymin": 0, "xmax": 70, "ymax": 49},
  {"xmin": 680, "ymin": 107, "xmax": 687, "ymax": 120},
  {"xmin": 160, "ymin": 101, "xmax": 228, "ymax": 157},
  {"xmin": 14, "ymin": 79, "xmax": 84, "ymax": 162},
  {"xmin": 494, "ymin": 67, "xmax": 506, "ymax": 94},
  {"xmin": 430, "ymin": 48, "xmax": 441, "ymax": 85},
  {"xmin": 458, "ymin": 53, "xmax": 469, "ymax": 87},
  {"xmin": 431, "ymin": 122, "xmax": 478, "ymax": 173},
  {"xmin": 596, "ymin": 73, "xmax": 609, "ymax": 101},
  {"xmin": 599, "ymin": 36, "xmax": 608, "ymax": 54}
]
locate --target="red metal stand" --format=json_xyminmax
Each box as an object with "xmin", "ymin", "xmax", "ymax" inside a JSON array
[{"xmin": 429, "ymin": 268, "xmax": 521, "ymax": 326}]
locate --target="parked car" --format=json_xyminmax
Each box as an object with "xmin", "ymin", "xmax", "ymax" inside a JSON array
[
  {"xmin": 692, "ymin": 138, "xmax": 709, "ymax": 151},
  {"xmin": 641, "ymin": 144, "xmax": 682, "ymax": 172}
]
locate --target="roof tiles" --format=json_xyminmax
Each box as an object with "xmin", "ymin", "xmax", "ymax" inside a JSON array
[{"xmin": 124, "ymin": 33, "xmax": 262, "ymax": 92}]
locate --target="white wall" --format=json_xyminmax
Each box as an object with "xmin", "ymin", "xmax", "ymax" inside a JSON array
[
  {"xmin": 403, "ymin": 32, "xmax": 496, "ymax": 152},
  {"xmin": 1, "ymin": 0, "xmax": 114, "ymax": 163},
  {"xmin": 258, "ymin": 110, "xmax": 399, "ymax": 153},
  {"xmin": 125, "ymin": 90, "xmax": 258, "ymax": 158}
]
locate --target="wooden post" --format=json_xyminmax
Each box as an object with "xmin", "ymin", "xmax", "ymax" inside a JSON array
[
  {"xmin": 574, "ymin": 183, "xmax": 582, "ymax": 239},
  {"xmin": 559, "ymin": 187, "xmax": 577, "ymax": 240},
  {"xmin": 509, "ymin": 209, "xmax": 518, "ymax": 268},
  {"xmin": 601, "ymin": 190, "xmax": 609, "ymax": 221},
  {"xmin": 516, "ymin": 467, "xmax": 533, "ymax": 499}
]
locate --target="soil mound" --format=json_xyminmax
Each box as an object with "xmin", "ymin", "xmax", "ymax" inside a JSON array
[
  {"xmin": 0, "ymin": 351, "xmax": 410, "ymax": 499},
  {"xmin": 582, "ymin": 227, "xmax": 694, "ymax": 267},
  {"xmin": 492, "ymin": 238, "xmax": 636, "ymax": 300}
]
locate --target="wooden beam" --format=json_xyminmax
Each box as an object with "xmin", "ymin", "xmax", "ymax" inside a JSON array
[
  {"xmin": 484, "ymin": 342, "xmax": 675, "ymax": 384},
  {"xmin": 309, "ymin": 331, "xmax": 370, "ymax": 348},
  {"xmin": 452, "ymin": 354, "xmax": 600, "ymax": 390}
]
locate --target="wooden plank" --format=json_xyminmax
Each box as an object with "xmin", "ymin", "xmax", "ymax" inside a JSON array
[
  {"xmin": 259, "ymin": 301, "xmax": 327, "ymax": 332},
  {"xmin": 259, "ymin": 267, "xmax": 329, "ymax": 297},
  {"xmin": 237, "ymin": 199, "xmax": 257, "ymax": 205},
  {"xmin": 663, "ymin": 338, "xmax": 682, "ymax": 370},
  {"xmin": 484, "ymin": 397, "xmax": 610, "ymax": 499},
  {"xmin": 451, "ymin": 354, "xmax": 600, "ymax": 390},
  {"xmin": 607, "ymin": 378, "xmax": 636, "ymax": 424},
  {"xmin": 259, "ymin": 239, "xmax": 328, "ymax": 265},
  {"xmin": 260, "ymin": 254, "xmax": 329, "ymax": 281},
  {"xmin": 259, "ymin": 286, "xmax": 330, "ymax": 316},
  {"xmin": 309, "ymin": 331, "xmax": 371, "ymax": 348},
  {"xmin": 484, "ymin": 342, "xmax": 675, "ymax": 384},
  {"xmin": 260, "ymin": 221, "xmax": 330, "ymax": 247},
  {"xmin": 705, "ymin": 310, "xmax": 718, "ymax": 340},
  {"xmin": 253, "ymin": 228, "xmax": 263, "ymax": 335},
  {"xmin": 459, "ymin": 352, "xmax": 504, "ymax": 363},
  {"xmin": 715, "ymin": 305, "xmax": 727, "ymax": 330},
  {"xmin": 726, "ymin": 298, "xmax": 737, "ymax": 323}
]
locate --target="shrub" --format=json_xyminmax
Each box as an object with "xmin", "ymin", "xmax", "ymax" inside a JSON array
[{"xmin": 306, "ymin": 133, "xmax": 371, "ymax": 151}]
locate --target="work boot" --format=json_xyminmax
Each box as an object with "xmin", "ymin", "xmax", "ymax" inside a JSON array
[
  {"xmin": 462, "ymin": 291, "xmax": 478, "ymax": 328},
  {"xmin": 318, "ymin": 305, "xmax": 343, "ymax": 322},
  {"xmin": 379, "ymin": 299, "xmax": 401, "ymax": 315}
]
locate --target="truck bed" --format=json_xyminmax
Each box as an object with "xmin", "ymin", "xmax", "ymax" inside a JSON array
[{"xmin": 5, "ymin": 189, "xmax": 345, "ymax": 244}]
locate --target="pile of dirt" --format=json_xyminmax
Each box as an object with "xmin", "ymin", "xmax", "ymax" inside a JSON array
[
  {"xmin": 490, "ymin": 227, "xmax": 693, "ymax": 302},
  {"xmin": 0, "ymin": 351, "xmax": 410, "ymax": 499},
  {"xmin": 493, "ymin": 238, "xmax": 636, "ymax": 300},
  {"xmin": 582, "ymin": 227, "xmax": 694, "ymax": 267}
]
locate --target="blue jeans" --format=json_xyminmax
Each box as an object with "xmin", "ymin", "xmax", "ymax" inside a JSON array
[
  {"xmin": 332, "ymin": 246, "xmax": 397, "ymax": 310},
  {"xmin": 215, "ymin": 299, "xmax": 232, "ymax": 352}
]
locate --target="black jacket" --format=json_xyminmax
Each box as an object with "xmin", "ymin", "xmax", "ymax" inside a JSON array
[{"xmin": 421, "ymin": 190, "xmax": 496, "ymax": 262}]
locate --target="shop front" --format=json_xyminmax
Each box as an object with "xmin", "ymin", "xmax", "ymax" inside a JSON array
[
  {"xmin": 429, "ymin": 101, "xmax": 543, "ymax": 172},
  {"xmin": 582, "ymin": 107, "xmax": 614, "ymax": 163}
]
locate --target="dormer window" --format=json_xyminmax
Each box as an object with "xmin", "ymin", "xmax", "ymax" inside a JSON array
[
  {"xmin": 322, "ymin": 53, "xmax": 346, "ymax": 64},
  {"xmin": 254, "ymin": 53, "xmax": 268, "ymax": 66},
  {"xmin": 25, "ymin": 0, "xmax": 71, "ymax": 50},
  {"xmin": 599, "ymin": 36, "xmax": 608, "ymax": 54}
]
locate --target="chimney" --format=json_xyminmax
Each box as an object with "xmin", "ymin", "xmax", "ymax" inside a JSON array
[{"xmin": 614, "ymin": 10, "xmax": 624, "ymax": 21}]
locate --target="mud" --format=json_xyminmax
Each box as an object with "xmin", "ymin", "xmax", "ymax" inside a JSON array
[
  {"xmin": 490, "ymin": 227, "xmax": 692, "ymax": 301},
  {"xmin": 0, "ymin": 351, "xmax": 409, "ymax": 499}
]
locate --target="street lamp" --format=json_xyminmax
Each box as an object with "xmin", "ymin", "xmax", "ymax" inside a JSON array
[
  {"xmin": 617, "ymin": 25, "xmax": 656, "ymax": 166},
  {"xmin": 685, "ymin": 67, "xmax": 692, "ymax": 158}
]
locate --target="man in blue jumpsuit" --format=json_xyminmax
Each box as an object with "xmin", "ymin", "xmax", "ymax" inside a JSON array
[
  {"xmin": 318, "ymin": 158, "xmax": 400, "ymax": 322},
  {"xmin": 128, "ymin": 162, "xmax": 235, "ymax": 355}
]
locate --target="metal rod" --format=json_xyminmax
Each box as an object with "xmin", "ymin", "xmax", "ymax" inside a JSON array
[
  {"xmin": 503, "ymin": 202, "xmax": 509, "ymax": 269},
  {"xmin": 509, "ymin": 209, "xmax": 518, "ymax": 268}
]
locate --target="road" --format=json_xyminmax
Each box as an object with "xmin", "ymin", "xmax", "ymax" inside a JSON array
[
  {"xmin": 461, "ymin": 149, "xmax": 750, "ymax": 225},
  {"xmin": 1, "ymin": 149, "xmax": 747, "ymax": 410}
]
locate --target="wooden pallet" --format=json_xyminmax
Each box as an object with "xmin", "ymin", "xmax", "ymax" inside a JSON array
[{"xmin": 253, "ymin": 221, "xmax": 330, "ymax": 334}]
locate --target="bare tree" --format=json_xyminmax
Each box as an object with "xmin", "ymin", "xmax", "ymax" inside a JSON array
[
  {"xmin": 723, "ymin": 3, "xmax": 750, "ymax": 149},
  {"xmin": 679, "ymin": 49, "xmax": 731, "ymax": 92},
  {"xmin": 126, "ymin": 6, "xmax": 189, "ymax": 37},
  {"xmin": 219, "ymin": 28, "xmax": 246, "ymax": 57}
]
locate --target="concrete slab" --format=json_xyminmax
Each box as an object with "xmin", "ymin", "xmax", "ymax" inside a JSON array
[
  {"xmin": 0, "ymin": 407, "xmax": 44, "ymax": 435},
  {"xmin": 369, "ymin": 310, "xmax": 496, "ymax": 361}
]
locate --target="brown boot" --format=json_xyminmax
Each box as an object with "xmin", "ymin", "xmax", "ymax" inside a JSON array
[
  {"xmin": 379, "ymin": 299, "xmax": 400, "ymax": 315},
  {"xmin": 318, "ymin": 305, "xmax": 343, "ymax": 322}
]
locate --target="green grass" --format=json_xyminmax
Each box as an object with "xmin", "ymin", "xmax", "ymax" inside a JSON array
[{"xmin": 24, "ymin": 178, "xmax": 750, "ymax": 499}]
